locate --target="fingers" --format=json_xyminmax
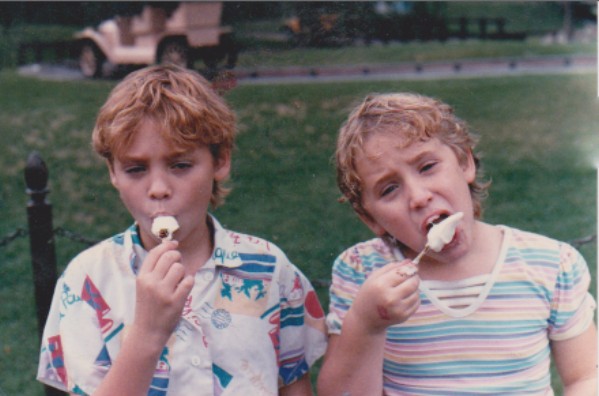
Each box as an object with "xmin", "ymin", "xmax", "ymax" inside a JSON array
[
  {"xmin": 139, "ymin": 240, "xmax": 179, "ymax": 275},
  {"xmin": 173, "ymin": 274, "xmax": 195, "ymax": 300},
  {"xmin": 162, "ymin": 261, "xmax": 190, "ymax": 291},
  {"xmin": 376, "ymin": 260, "xmax": 418, "ymax": 288},
  {"xmin": 153, "ymin": 249, "xmax": 182, "ymax": 279},
  {"xmin": 138, "ymin": 240, "xmax": 193, "ymax": 298}
]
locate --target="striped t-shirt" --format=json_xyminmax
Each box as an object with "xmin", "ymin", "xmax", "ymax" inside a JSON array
[{"xmin": 326, "ymin": 226, "xmax": 595, "ymax": 395}]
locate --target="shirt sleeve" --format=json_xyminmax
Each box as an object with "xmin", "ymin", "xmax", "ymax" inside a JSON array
[
  {"xmin": 277, "ymin": 258, "xmax": 328, "ymax": 386},
  {"xmin": 325, "ymin": 247, "xmax": 367, "ymax": 335},
  {"xmin": 548, "ymin": 243, "xmax": 596, "ymax": 341},
  {"xmin": 37, "ymin": 255, "xmax": 111, "ymax": 395}
]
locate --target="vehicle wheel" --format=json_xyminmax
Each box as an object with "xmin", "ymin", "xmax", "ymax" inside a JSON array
[
  {"xmin": 79, "ymin": 43, "xmax": 104, "ymax": 78},
  {"xmin": 159, "ymin": 41, "xmax": 190, "ymax": 69}
]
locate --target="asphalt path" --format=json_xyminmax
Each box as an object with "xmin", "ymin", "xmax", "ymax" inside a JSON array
[
  {"xmin": 234, "ymin": 54, "xmax": 596, "ymax": 85},
  {"xmin": 18, "ymin": 54, "xmax": 596, "ymax": 84}
]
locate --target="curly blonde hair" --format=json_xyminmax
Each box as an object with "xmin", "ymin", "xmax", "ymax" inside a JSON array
[
  {"xmin": 336, "ymin": 92, "xmax": 489, "ymax": 219},
  {"xmin": 92, "ymin": 64, "xmax": 237, "ymax": 208}
]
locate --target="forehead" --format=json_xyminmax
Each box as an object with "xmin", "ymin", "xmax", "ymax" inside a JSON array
[
  {"xmin": 113, "ymin": 119, "xmax": 197, "ymax": 160},
  {"xmin": 358, "ymin": 129, "xmax": 417, "ymax": 159},
  {"xmin": 356, "ymin": 135, "xmax": 451, "ymax": 174}
]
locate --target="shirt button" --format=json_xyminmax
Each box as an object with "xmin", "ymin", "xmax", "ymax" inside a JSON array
[
  {"xmin": 191, "ymin": 356, "xmax": 201, "ymax": 367},
  {"xmin": 203, "ymin": 272, "xmax": 214, "ymax": 281}
]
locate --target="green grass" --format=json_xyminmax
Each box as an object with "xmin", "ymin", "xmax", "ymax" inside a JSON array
[{"xmin": 1, "ymin": 70, "xmax": 597, "ymax": 395}]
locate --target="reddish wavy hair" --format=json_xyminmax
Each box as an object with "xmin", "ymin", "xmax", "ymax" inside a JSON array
[{"xmin": 92, "ymin": 64, "xmax": 237, "ymax": 207}]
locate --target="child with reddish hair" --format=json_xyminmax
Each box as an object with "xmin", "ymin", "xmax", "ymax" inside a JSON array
[{"xmin": 38, "ymin": 65, "xmax": 327, "ymax": 395}]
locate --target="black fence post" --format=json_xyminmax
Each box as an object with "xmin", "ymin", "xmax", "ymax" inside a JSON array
[{"xmin": 24, "ymin": 152, "xmax": 66, "ymax": 396}]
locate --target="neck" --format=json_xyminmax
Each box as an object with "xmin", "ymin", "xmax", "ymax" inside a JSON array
[
  {"xmin": 417, "ymin": 222, "xmax": 503, "ymax": 281},
  {"xmin": 178, "ymin": 216, "xmax": 215, "ymax": 275}
]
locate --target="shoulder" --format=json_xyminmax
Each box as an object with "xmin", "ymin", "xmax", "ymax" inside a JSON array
[
  {"xmin": 503, "ymin": 226, "xmax": 588, "ymax": 274},
  {"xmin": 333, "ymin": 237, "xmax": 397, "ymax": 276},
  {"xmin": 506, "ymin": 226, "xmax": 581, "ymax": 259},
  {"xmin": 219, "ymin": 228, "xmax": 305, "ymax": 282},
  {"xmin": 223, "ymin": 228, "xmax": 288, "ymax": 260},
  {"xmin": 62, "ymin": 228, "xmax": 136, "ymax": 280}
]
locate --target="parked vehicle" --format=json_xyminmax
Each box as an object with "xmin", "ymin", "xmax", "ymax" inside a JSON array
[{"xmin": 74, "ymin": 2, "xmax": 237, "ymax": 78}]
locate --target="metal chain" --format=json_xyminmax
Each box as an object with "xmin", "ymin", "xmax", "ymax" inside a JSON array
[
  {"xmin": 0, "ymin": 226, "xmax": 100, "ymax": 249},
  {"xmin": 569, "ymin": 233, "xmax": 597, "ymax": 249},
  {"xmin": 0, "ymin": 227, "xmax": 28, "ymax": 248},
  {"xmin": 53, "ymin": 226, "xmax": 100, "ymax": 247}
]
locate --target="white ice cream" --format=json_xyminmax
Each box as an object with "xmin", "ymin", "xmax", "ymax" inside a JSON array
[
  {"xmin": 426, "ymin": 212, "xmax": 464, "ymax": 252},
  {"xmin": 151, "ymin": 216, "xmax": 180, "ymax": 241}
]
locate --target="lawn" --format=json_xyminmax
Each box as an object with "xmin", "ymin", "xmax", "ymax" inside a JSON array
[{"xmin": 0, "ymin": 70, "xmax": 597, "ymax": 395}]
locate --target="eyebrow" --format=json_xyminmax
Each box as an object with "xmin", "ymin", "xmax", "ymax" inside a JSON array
[
  {"xmin": 367, "ymin": 148, "xmax": 438, "ymax": 190},
  {"xmin": 116, "ymin": 148, "xmax": 193, "ymax": 163},
  {"xmin": 406, "ymin": 149, "xmax": 435, "ymax": 165}
]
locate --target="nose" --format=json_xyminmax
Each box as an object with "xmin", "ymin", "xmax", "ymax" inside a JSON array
[
  {"xmin": 406, "ymin": 178, "xmax": 432, "ymax": 210},
  {"xmin": 148, "ymin": 169, "xmax": 172, "ymax": 200}
]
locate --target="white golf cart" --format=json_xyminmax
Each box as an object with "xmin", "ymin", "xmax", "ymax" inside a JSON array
[{"xmin": 75, "ymin": 2, "xmax": 237, "ymax": 78}]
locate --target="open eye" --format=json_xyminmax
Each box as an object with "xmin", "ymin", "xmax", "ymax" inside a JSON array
[
  {"xmin": 420, "ymin": 161, "xmax": 437, "ymax": 173},
  {"xmin": 381, "ymin": 184, "xmax": 398, "ymax": 197}
]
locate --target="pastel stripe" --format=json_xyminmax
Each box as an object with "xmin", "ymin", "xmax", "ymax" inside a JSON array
[{"xmin": 326, "ymin": 227, "xmax": 594, "ymax": 394}]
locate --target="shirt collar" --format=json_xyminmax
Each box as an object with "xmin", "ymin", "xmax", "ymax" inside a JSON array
[{"xmin": 209, "ymin": 215, "xmax": 243, "ymax": 269}]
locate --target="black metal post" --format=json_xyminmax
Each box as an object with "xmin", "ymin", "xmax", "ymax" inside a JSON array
[{"xmin": 24, "ymin": 152, "xmax": 66, "ymax": 396}]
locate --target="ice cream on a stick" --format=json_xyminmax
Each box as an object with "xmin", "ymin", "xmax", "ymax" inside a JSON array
[
  {"xmin": 151, "ymin": 215, "xmax": 180, "ymax": 242},
  {"xmin": 413, "ymin": 212, "xmax": 464, "ymax": 264}
]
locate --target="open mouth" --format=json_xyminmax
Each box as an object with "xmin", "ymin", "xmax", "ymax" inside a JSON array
[{"xmin": 425, "ymin": 213, "xmax": 449, "ymax": 232}]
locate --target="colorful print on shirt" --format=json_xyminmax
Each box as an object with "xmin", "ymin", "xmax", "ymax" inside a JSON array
[{"xmin": 37, "ymin": 216, "xmax": 327, "ymax": 395}]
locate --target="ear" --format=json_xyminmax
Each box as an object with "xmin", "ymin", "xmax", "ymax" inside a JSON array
[
  {"xmin": 214, "ymin": 150, "xmax": 232, "ymax": 182},
  {"xmin": 462, "ymin": 149, "xmax": 477, "ymax": 184},
  {"xmin": 357, "ymin": 210, "xmax": 387, "ymax": 238}
]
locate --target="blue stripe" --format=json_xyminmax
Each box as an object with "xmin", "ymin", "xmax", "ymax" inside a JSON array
[
  {"xmin": 236, "ymin": 262, "xmax": 275, "ymax": 273},
  {"xmin": 238, "ymin": 253, "xmax": 276, "ymax": 263}
]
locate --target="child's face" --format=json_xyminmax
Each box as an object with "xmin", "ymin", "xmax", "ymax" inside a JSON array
[
  {"xmin": 108, "ymin": 118, "xmax": 230, "ymax": 250},
  {"xmin": 356, "ymin": 132, "xmax": 476, "ymax": 261}
]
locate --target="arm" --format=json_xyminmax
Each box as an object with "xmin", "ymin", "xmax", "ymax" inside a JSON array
[
  {"xmin": 92, "ymin": 241, "xmax": 194, "ymax": 396},
  {"xmin": 552, "ymin": 323, "xmax": 597, "ymax": 396},
  {"xmin": 317, "ymin": 261, "xmax": 420, "ymax": 396},
  {"xmin": 279, "ymin": 373, "xmax": 314, "ymax": 396}
]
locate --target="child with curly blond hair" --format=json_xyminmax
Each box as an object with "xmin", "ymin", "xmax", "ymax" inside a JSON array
[{"xmin": 318, "ymin": 92, "xmax": 596, "ymax": 395}]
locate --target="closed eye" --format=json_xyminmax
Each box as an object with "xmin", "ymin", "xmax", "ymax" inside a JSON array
[{"xmin": 171, "ymin": 162, "xmax": 192, "ymax": 170}]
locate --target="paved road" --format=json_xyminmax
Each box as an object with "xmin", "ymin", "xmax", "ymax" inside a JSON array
[
  {"xmin": 234, "ymin": 54, "xmax": 596, "ymax": 85},
  {"xmin": 18, "ymin": 54, "xmax": 596, "ymax": 84}
]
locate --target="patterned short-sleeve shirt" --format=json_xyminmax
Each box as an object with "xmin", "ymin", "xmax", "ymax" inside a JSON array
[
  {"xmin": 326, "ymin": 226, "xmax": 595, "ymax": 395},
  {"xmin": 38, "ymin": 216, "xmax": 327, "ymax": 395}
]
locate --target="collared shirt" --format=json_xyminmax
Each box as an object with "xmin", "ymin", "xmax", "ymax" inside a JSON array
[
  {"xmin": 38, "ymin": 216, "xmax": 327, "ymax": 395},
  {"xmin": 326, "ymin": 226, "xmax": 595, "ymax": 395}
]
